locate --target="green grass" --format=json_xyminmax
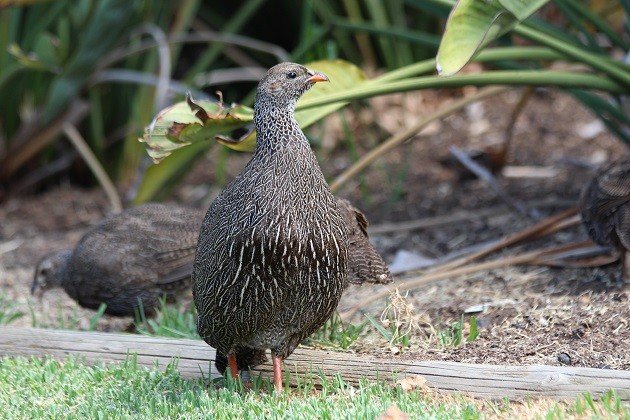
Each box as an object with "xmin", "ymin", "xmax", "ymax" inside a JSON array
[
  {"xmin": 305, "ymin": 313, "xmax": 366, "ymax": 350},
  {"xmin": 0, "ymin": 293, "xmax": 24, "ymax": 325},
  {"xmin": 131, "ymin": 299, "xmax": 485, "ymax": 352},
  {"xmin": 133, "ymin": 301, "xmax": 367, "ymax": 350},
  {"xmin": 0, "ymin": 357, "xmax": 627, "ymax": 419},
  {"xmin": 134, "ymin": 298, "xmax": 199, "ymax": 339},
  {"xmin": 436, "ymin": 316, "xmax": 480, "ymax": 347}
]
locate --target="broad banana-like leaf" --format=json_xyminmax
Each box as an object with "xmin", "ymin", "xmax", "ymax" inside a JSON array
[
  {"xmin": 498, "ymin": 0, "xmax": 547, "ymax": 21},
  {"xmin": 139, "ymin": 59, "xmax": 367, "ymax": 162},
  {"xmin": 296, "ymin": 59, "xmax": 367, "ymax": 128},
  {"xmin": 139, "ymin": 95, "xmax": 253, "ymax": 162},
  {"xmin": 436, "ymin": 0, "xmax": 550, "ymax": 76}
]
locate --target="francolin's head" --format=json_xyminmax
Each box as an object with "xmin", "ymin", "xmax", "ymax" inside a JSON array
[
  {"xmin": 254, "ymin": 62, "xmax": 328, "ymax": 112},
  {"xmin": 31, "ymin": 250, "xmax": 72, "ymax": 299}
]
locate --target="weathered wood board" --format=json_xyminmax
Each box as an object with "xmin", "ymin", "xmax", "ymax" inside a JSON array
[{"xmin": 1, "ymin": 327, "xmax": 628, "ymax": 400}]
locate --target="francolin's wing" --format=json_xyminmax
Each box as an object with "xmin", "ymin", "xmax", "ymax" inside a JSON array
[
  {"xmin": 142, "ymin": 205, "xmax": 205, "ymax": 287},
  {"xmin": 336, "ymin": 198, "xmax": 392, "ymax": 285},
  {"xmin": 580, "ymin": 158, "xmax": 630, "ymax": 249}
]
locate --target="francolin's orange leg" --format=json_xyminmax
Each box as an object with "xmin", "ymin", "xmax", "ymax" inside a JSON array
[
  {"xmin": 227, "ymin": 353, "xmax": 239, "ymax": 380},
  {"xmin": 272, "ymin": 354, "xmax": 283, "ymax": 392}
]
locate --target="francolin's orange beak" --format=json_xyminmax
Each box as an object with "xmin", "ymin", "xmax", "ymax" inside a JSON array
[{"xmin": 306, "ymin": 72, "xmax": 329, "ymax": 83}]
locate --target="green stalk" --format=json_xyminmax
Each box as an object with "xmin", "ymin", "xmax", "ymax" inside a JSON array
[
  {"xmin": 332, "ymin": 18, "xmax": 440, "ymax": 49},
  {"xmin": 292, "ymin": 27, "xmax": 329, "ymax": 62},
  {"xmin": 184, "ymin": 0, "xmax": 266, "ymax": 80},
  {"xmin": 169, "ymin": 0, "xmax": 201, "ymax": 63},
  {"xmin": 562, "ymin": 0, "xmax": 628, "ymax": 49},
  {"xmin": 298, "ymin": 71, "xmax": 624, "ymax": 110},
  {"xmin": 341, "ymin": 0, "xmax": 377, "ymax": 65},
  {"xmin": 376, "ymin": 47, "xmax": 564, "ymax": 83},
  {"xmin": 553, "ymin": 0, "xmax": 602, "ymax": 52},
  {"xmin": 515, "ymin": 25, "xmax": 630, "ymax": 87},
  {"xmin": 296, "ymin": 0, "xmax": 317, "ymax": 62},
  {"xmin": 387, "ymin": 0, "xmax": 414, "ymax": 66},
  {"xmin": 375, "ymin": 59, "xmax": 436, "ymax": 82},
  {"xmin": 364, "ymin": 0, "xmax": 397, "ymax": 68},
  {"xmin": 308, "ymin": 0, "xmax": 361, "ymax": 63},
  {"xmin": 472, "ymin": 47, "xmax": 562, "ymax": 62}
]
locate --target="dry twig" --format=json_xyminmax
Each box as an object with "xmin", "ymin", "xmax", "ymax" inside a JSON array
[
  {"xmin": 329, "ymin": 86, "xmax": 508, "ymax": 192},
  {"xmin": 340, "ymin": 240, "xmax": 596, "ymax": 321},
  {"xmin": 430, "ymin": 207, "xmax": 579, "ymax": 275},
  {"xmin": 62, "ymin": 123, "xmax": 123, "ymax": 213}
]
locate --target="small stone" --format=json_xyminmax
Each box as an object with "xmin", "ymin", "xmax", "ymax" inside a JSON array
[
  {"xmin": 557, "ymin": 352, "xmax": 571, "ymax": 365},
  {"xmin": 464, "ymin": 304, "xmax": 485, "ymax": 314},
  {"xmin": 576, "ymin": 119, "xmax": 605, "ymax": 139},
  {"xmin": 389, "ymin": 250, "xmax": 436, "ymax": 274}
]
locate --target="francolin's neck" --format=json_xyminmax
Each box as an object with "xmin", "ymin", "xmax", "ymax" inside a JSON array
[
  {"xmin": 51, "ymin": 250, "xmax": 72, "ymax": 288},
  {"xmin": 253, "ymin": 96, "xmax": 306, "ymax": 153}
]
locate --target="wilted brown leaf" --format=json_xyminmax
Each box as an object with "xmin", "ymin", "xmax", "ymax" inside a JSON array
[
  {"xmin": 397, "ymin": 375, "xmax": 429, "ymax": 392},
  {"xmin": 379, "ymin": 405, "xmax": 410, "ymax": 420}
]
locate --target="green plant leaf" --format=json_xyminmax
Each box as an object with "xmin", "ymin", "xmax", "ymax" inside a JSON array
[
  {"xmin": 33, "ymin": 31, "xmax": 62, "ymax": 69},
  {"xmin": 436, "ymin": 0, "xmax": 550, "ymax": 76},
  {"xmin": 296, "ymin": 59, "xmax": 368, "ymax": 128},
  {"xmin": 467, "ymin": 316, "xmax": 479, "ymax": 342},
  {"xmin": 497, "ymin": 0, "xmax": 546, "ymax": 21},
  {"xmin": 140, "ymin": 59, "xmax": 367, "ymax": 162},
  {"xmin": 41, "ymin": 0, "xmax": 134, "ymax": 124}
]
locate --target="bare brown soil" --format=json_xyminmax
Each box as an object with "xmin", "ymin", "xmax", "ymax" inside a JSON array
[{"xmin": 1, "ymin": 88, "xmax": 628, "ymax": 369}]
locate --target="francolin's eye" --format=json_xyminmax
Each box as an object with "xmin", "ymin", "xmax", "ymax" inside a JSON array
[{"xmin": 287, "ymin": 71, "xmax": 297, "ymax": 79}]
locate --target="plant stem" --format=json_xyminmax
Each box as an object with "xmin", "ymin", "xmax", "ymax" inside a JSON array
[
  {"xmin": 298, "ymin": 71, "xmax": 624, "ymax": 111},
  {"xmin": 342, "ymin": 0, "xmax": 378, "ymax": 66},
  {"xmin": 332, "ymin": 18, "xmax": 440, "ymax": 49},
  {"xmin": 62, "ymin": 123, "xmax": 123, "ymax": 213},
  {"xmin": 184, "ymin": 0, "xmax": 267, "ymax": 79},
  {"xmin": 514, "ymin": 25, "xmax": 630, "ymax": 88},
  {"xmin": 376, "ymin": 47, "xmax": 563, "ymax": 82},
  {"xmin": 556, "ymin": 0, "xmax": 628, "ymax": 50},
  {"xmin": 329, "ymin": 86, "xmax": 507, "ymax": 192},
  {"xmin": 473, "ymin": 46, "xmax": 562, "ymax": 63}
]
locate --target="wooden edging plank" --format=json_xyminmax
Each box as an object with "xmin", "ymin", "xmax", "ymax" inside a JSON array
[{"xmin": 0, "ymin": 327, "xmax": 628, "ymax": 400}]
